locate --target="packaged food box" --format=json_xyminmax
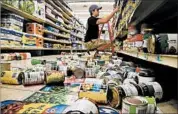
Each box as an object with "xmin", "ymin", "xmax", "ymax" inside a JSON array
[
  {"xmin": 36, "ymin": 36, "xmax": 44, "ymax": 47},
  {"xmin": 22, "ymin": 33, "xmax": 37, "ymax": 47},
  {"xmin": 79, "ymin": 83, "xmax": 108, "ymax": 104},
  {"xmin": 1, "ymin": 13, "xmax": 24, "ymax": 32},
  {"xmin": 33, "ymin": 0, "xmax": 46, "ymax": 19},
  {"xmin": 26, "ymin": 23, "xmax": 44, "ymax": 36},
  {"xmin": 0, "ymin": 28, "xmax": 14, "ymax": 41}
]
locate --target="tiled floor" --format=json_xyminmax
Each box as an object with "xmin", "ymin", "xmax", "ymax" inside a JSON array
[{"xmin": 0, "ymin": 54, "xmax": 177, "ymax": 113}]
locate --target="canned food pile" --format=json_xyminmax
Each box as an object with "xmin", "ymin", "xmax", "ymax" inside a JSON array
[{"xmin": 1, "ymin": 52, "xmax": 163, "ymax": 114}]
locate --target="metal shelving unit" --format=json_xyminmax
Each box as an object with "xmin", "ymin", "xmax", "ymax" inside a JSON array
[
  {"xmin": 118, "ymin": 51, "xmax": 178, "ymax": 69},
  {"xmin": 0, "ymin": 1, "xmax": 86, "ymax": 54}
]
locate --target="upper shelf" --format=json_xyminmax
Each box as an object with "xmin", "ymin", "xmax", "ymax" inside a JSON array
[
  {"xmin": 118, "ymin": 50, "xmax": 178, "ymax": 69},
  {"xmin": 1, "ymin": 2, "xmax": 45, "ymax": 23},
  {"xmin": 53, "ymin": 0, "xmax": 73, "ymax": 17},
  {"xmin": 130, "ymin": 0, "xmax": 177, "ymax": 33},
  {"xmin": 46, "ymin": 0, "xmax": 72, "ymax": 21}
]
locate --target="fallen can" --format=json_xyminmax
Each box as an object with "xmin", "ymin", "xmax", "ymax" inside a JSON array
[
  {"xmin": 122, "ymin": 96, "xmax": 148, "ymax": 114},
  {"xmin": 0, "ymin": 71, "xmax": 23, "ymax": 85},
  {"xmin": 22, "ymin": 71, "xmax": 45, "ymax": 86},
  {"xmin": 62, "ymin": 99, "xmax": 99, "ymax": 114}
]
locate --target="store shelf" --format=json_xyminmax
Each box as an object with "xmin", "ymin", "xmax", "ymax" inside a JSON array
[
  {"xmin": 44, "ymin": 30, "xmax": 70, "ymax": 39},
  {"xmin": 1, "ymin": 47, "xmax": 87, "ymax": 51},
  {"xmin": 46, "ymin": 0, "xmax": 72, "ymax": 21},
  {"xmin": 118, "ymin": 50, "xmax": 178, "ymax": 69},
  {"xmin": 71, "ymin": 33, "xmax": 84, "ymax": 39},
  {"xmin": 53, "ymin": 0, "xmax": 73, "ymax": 17},
  {"xmin": 0, "ymin": 2, "xmax": 45, "ymax": 23},
  {"xmin": 44, "ymin": 37, "xmax": 71, "ymax": 44},
  {"xmin": 46, "ymin": 14, "xmax": 72, "ymax": 30},
  {"xmin": 45, "ymin": 20, "xmax": 70, "ymax": 33},
  {"xmin": 1, "ymin": 47, "xmax": 53, "ymax": 50}
]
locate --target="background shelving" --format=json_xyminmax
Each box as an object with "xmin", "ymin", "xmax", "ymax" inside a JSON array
[{"xmin": 0, "ymin": 0, "xmax": 86, "ymax": 56}]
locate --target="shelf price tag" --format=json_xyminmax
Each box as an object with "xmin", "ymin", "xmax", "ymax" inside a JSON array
[
  {"xmin": 156, "ymin": 54, "xmax": 162, "ymax": 62},
  {"xmin": 144, "ymin": 53, "xmax": 148, "ymax": 60},
  {"xmin": 136, "ymin": 52, "xmax": 139, "ymax": 58}
]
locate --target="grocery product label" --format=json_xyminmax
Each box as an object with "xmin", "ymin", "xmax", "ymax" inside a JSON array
[{"xmin": 62, "ymin": 99, "xmax": 99, "ymax": 113}]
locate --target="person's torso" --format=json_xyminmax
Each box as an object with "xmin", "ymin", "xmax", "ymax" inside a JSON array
[{"xmin": 85, "ymin": 16, "xmax": 99, "ymax": 42}]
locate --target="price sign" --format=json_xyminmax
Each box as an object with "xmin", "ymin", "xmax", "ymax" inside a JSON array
[
  {"xmin": 156, "ymin": 55, "xmax": 162, "ymax": 61},
  {"xmin": 144, "ymin": 53, "xmax": 148, "ymax": 60}
]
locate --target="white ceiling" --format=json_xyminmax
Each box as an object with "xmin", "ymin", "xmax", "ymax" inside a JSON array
[{"xmin": 68, "ymin": 2, "xmax": 115, "ymax": 26}]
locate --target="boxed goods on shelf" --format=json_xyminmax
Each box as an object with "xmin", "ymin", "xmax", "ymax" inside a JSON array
[
  {"xmin": 33, "ymin": 0, "xmax": 45, "ymax": 19},
  {"xmin": 46, "ymin": 34, "xmax": 56, "ymax": 39},
  {"xmin": 2, "ymin": 0, "xmax": 19, "ymax": 9},
  {"xmin": 53, "ymin": 44, "xmax": 62, "ymax": 49},
  {"xmin": 44, "ymin": 43, "xmax": 53, "ymax": 48},
  {"xmin": 22, "ymin": 33, "xmax": 37, "ymax": 47},
  {"xmin": 0, "ymin": 28, "xmax": 23, "ymax": 47},
  {"xmin": 1, "ymin": 13, "xmax": 24, "ymax": 32},
  {"xmin": 19, "ymin": 0, "xmax": 35, "ymax": 14},
  {"xmin": 45, "ymin": 26, "xmax": 59, "ymax": 33},
  {"xmin": 36, "ymin": 36, "xmax": 44, "ymax": 47},
  {"xmin": 1, "ymin": 53, "xmax": 31, "ymax": 61},
  {"xmin": 26, "ymin": 23, "xmax": 44, "ymax": 36},
  {"xmin": 46, "ymin": 6, "xmax": 53, "ymax": 15},
  {"xmin": 0, "ymin": 28, "xmax": 14, "ymax": 41}
]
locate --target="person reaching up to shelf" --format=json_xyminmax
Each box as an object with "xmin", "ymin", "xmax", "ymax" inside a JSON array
[{"xmin": 84, "ymin": 4, "xmax": 119, "ymax": 54}]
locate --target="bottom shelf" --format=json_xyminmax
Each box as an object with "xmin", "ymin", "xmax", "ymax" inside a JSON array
[
  {"xmin": 118, "ymin": 50, "xmax": 178, "ymax": 68},
  {"xmin": 1, "ymin": 47, "xmax": 87, "ymax": 51}
]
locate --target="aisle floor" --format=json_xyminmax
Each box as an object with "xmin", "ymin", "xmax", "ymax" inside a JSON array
[{"xmin": 0, "ymin": 55, "xmax": 177, "ymax": 113}]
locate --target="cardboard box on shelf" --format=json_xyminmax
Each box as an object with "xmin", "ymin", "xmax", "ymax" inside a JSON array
[
  {"xmin": 0, "ymin": 28, "xmax": 14, "ymax": 41},
  {"xmin": 1, "ymin": 13, "xmax": 24, "ymax": 32},
  {"xmin": 36, "ymin": 36, "xmax": 44, "ymax": 47},
  {"xmin": 26, "ymin": 23, "xmax": 44, "ymax": 36},
  {"xmin": 22, "ymin": 33, "xmax": 37, "ymax": 47},
  {"xmin": 33, "ymin": 0, "xmax": 46, "ymax": 19}
]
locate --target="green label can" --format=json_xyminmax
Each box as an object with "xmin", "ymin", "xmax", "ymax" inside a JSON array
[{"xmin": 122, "ymin": 96, "xmax": 148, "ymax": 114}]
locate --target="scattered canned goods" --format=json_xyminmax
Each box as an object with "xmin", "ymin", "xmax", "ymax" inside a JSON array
[
  {"xmin": 85, "ymin": 67, "xmax": 96, "ymax": 78},
  {"xmin": 122, "ymin": 96, "xmax": 148, "ymax": 114},
  {"xmin": 0, "ymin": 71, "xmax": 23, "ymax": 85},
  {"xmin": 118, "ymin": 84, "xmax": 138, "ymax": 97},
  {"xmin": 137, "ymin": 71, "xmax": 155, "ymax": 83},
  {"xmin": 123, "ymin": 78, "xmax": 137, "ymax": 85},
  {"xmin": 33, "ymin": 65, "xmax": 46, "ymax": 72},
  {"xmin": 97, "ymin": 60, "xmax": 105, "ymax": 66},
  {"xmin": 144, "ymin": 96, "xmax": 157, "ymax": 114},
  {"xmin": 22, "ymin": 71, "xmax": 45, "ymax": 86},
  {"xmin": 62, "ymin": 99, "xmax": 99, "ymax": 114},
  {"xmin": 107, "ymin": 87, "xmax": 120, "ymax": 108},
  {"xmin": 45, "ymin": 71, "xmax": 65, "ymax": 84},
  {"xmin": 79, "ymin": 59, "xmax": 87, "ymax": 69},
  {"xmin": 99, "ymin": 106, "xmax": 120, "ymax": 114},
  {"xmin": 73, "ymin": 68, "xmax": 85, "ymax": 79},
  {"xmin": 142, "ymin": 82, "xmax": 163, "ymax": 100},
  {"xmin": 124, "ymin": 72, "xmax": 138, "ymax": 79}
]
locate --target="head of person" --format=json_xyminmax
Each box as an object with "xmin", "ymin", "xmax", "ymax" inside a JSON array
[{"xmin": 89, "ymin": 4, "xmax": 102, "ymax": 17}]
